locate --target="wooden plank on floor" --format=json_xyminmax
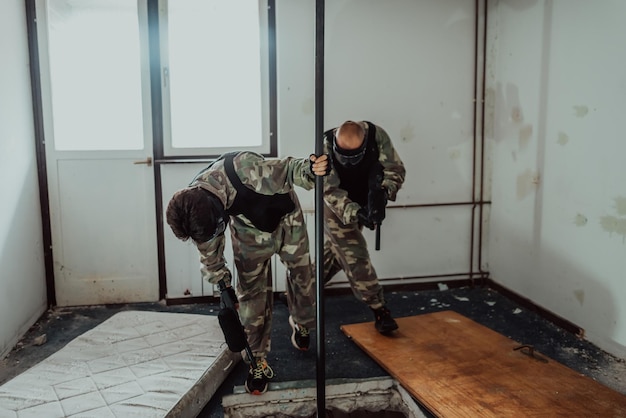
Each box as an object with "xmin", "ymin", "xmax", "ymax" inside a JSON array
[{"xmin": 340, "ymin": 310, "xmax": 626, "ymax": 417}]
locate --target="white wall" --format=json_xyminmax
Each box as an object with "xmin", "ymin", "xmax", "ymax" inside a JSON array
[
  {"xmin": 276, "ymin": 0, "xmax": 479, "ymax": 285},
  {"xmin": 487, "ymin": 0, "xmax": 626, "ymax": 357},
  {"xmin": 0, "ymin": 0, "xmax": 48, "ymax": 358}
]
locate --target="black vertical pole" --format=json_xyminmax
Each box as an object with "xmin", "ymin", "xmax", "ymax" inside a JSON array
[
  {"xmin": 25, "ymin": 0, "xmax": 56, "ymax": 307},
  {"xmin": 314, "ymin": 0, "xmax": 325, "ymax": 416}
]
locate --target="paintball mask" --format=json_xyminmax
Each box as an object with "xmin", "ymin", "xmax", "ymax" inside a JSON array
[
  {"xmin": 333, "ymin": 135, "xmax": 367, "ymax": 166},
  {"xmin": 206, "ymin": 213, "xmax": 226, "ymax": 241},
  {"xmin": 193, "ymin": 191, "xmax": 227, "ymax": 243}
]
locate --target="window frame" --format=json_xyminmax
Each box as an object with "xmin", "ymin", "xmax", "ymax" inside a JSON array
[{"xmin": 155, "ymin": 0, "xmax": 277, "ymax": 161}]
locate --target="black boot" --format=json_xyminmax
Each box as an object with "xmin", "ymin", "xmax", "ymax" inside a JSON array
[{"xmin": 371, "ymin": 306, "xmax": 398, "ymax": 334}]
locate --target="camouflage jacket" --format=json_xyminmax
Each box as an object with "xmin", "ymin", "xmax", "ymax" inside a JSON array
[
  {"xmin": 190, "ymin": 151, "xmax": 316, "ymax": 285},
  {"xmin": 323, "ymin": 121, "xmax": 406, "ymax": 225}
]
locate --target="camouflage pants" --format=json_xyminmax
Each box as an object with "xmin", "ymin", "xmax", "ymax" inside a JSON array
[
  {"xmin": 323, "ymin": 204, "xmax": 385, "ymax": 309},
  {"xmin": 232, "ymin": 193, "xmax": 316, "ymax": 359}
]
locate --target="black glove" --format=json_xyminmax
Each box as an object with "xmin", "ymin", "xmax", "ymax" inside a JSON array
[
  {"xmin": 357, "ymin": 207, "xmax": 375, "ymax": 230},
  {"xmin": 368, "ymin": 187, "xmax": 387, "ymax": 225},
  {"xmin": 309, "ymin": 154, "xmax": 331, "ymax": 176},
  {"xmin": 220, "ymin": 286, "xmax": 238, "ymax": 310}
]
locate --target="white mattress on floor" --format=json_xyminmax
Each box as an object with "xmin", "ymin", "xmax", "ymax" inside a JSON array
[{"xmin": 0, "ymin": 311, "xmax": 238, "ymax": 418}]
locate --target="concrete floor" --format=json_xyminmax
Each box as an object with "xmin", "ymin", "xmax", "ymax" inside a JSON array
[{"xmin": 1, "ymin": 285, "xmax": 625, "ymax": 417}]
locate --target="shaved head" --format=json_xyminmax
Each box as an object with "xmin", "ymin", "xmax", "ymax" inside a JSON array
[{"xmin": 335, "ymin": 121, "xmax": 365, "ymax": 150}]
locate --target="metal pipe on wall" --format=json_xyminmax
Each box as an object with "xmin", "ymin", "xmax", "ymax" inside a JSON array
[
  {"xmin": 470, "ymin": 0, "xmax": 490, "ymax": 285},
  {"xmin": 25, "ymin": 0, "xmax": 56, "ymax": 307},
  {"xmin": 478, "ymin": 0, "xmax": 489, "ymax": 281},
  {"xmin": 470, "ymin": 0, "xmax": 479, "ymax": 286}
]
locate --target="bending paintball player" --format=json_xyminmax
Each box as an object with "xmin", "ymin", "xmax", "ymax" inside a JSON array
[{"xmin": 166, "ymin": 151, "xmax": 328, "ymax": 395}]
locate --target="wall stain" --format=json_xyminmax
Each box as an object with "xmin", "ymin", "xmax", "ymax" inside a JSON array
[
  {"xmin": 511, "ymin": 106, "xmax": 523, "ymax": 123},
  {"xmin": 492, "ymin": 82, "xmax": 524, "ymax": 143},
  {"xmin": 613, "ymin": 197, "xmax": 626, "ymax": 216},
  {"xmin": 573, "ymin": 213, "xmax": 587, "ymax": 227},
  {"xmin": 574, "ymin": 289, "xmax": 584, "ymax": 306},
  {"xmin": 399, "ymin": 123, "xmax": 415, "ymax": 143},
  {"xmin": 573, "ymin": 105, "xmax": 589, "ymax": 118},
  {"xmin": 599, "ymin": 216, "xmax": 626, "ymax": 243},
  {"xmin": 599, "ymin": 196, "xmax": 626, "ymax": 243},
  {"xmin": 557, "ymin": 132, "xmax": 569, "ymax": 146},
  {"xmin": 448, "ymin": 149, "xmax": 461, "ymax": 160},
  {"xmin": 516, "ymin": 169, "xmax": 540, "ymax": 200},
  {"xmin": 518, "ymin": 124, "xmax": 533, "ymax": 150}
]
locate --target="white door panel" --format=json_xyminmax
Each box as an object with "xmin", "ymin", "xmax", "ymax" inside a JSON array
[{"xmin": 54, "ymin": 158, "xmax": 158, "ymax": 305}]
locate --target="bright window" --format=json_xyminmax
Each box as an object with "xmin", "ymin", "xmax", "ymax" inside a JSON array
[
  {"xmin": 46, "ymin": 0, "xmax": 144, "ymax": 151},
  {"xmin": 163, "ymin": 0, "xmax": 268, "ymax": 154}
]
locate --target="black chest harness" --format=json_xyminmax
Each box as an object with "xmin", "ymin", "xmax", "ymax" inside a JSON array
[
  {"xmin": 191, "ymin": 152, "xmax": 295, "ymax": 233},
  {"xmin": 222, "ymin": 153, "xmax": 295, "ymax": 233},
  {"xmin": 324, "ymin": 121, "xmax": 380, "ymax": 207}
]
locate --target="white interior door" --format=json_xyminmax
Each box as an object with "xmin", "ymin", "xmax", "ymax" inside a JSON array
[{"xmin": 37, "ymin": 0, "xmax": 158, "ymax": 306}]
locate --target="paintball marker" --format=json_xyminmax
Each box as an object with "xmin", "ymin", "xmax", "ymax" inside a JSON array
[
  {"xmin": 368, "ymin": 162, "xmax": 386, "ymax": 251},
  {"xmin": 217, "ymin": 280, "xmax": 257, "ymax": 369}
]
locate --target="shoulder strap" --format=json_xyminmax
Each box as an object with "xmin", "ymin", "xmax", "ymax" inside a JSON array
[
  {"xmin": 363, "ymin": 121, "xmax": 380, "ymax": 160},
  {"xmin": 223, "ymin": 152, "xmax": 244, "ymax": 190}
]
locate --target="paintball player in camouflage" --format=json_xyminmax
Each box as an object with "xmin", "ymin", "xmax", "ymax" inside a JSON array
[
  {"xmin": 166, "ymin": 151, "xmax": 329, "ymax": 395},
  {"xmin": 322, "ymin": 120, "xmax": 406, "ymax": 333}
]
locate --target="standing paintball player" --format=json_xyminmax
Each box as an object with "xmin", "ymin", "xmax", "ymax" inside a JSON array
[
  {"xmin": 166, "ymin": 151, "xmax": 328, "ymax": 395},
  {"xmin": 322, "ymin": 120, "xmax": 406, "ymax": 333}
]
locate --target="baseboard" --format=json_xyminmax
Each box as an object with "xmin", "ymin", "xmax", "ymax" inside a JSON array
[{"xmin": 483, "ymin": 278, "xmax": 584, "ymax": 338}]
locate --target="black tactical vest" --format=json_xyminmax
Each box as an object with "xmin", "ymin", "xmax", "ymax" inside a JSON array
[
  {"xmin": 223, "ymin": 153, "xmax": 295, "ymax": 233},
  {"xmin": 324, "ymin": 122, "xmax": 380, "ymax": 207}
]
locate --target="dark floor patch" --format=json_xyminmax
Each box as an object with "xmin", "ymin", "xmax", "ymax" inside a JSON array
[{"xmin": 1, "ymin": 286, "xmax": 624, "ymax": 418}]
